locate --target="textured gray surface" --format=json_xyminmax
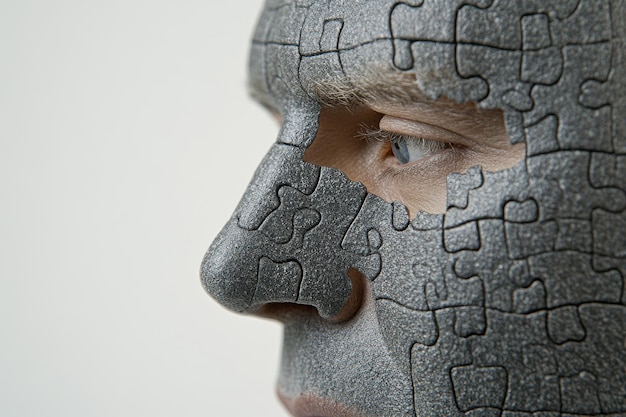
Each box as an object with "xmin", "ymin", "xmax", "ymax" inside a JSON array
[{"xmin": 202, "ymin": 1, "xmax": 626, "ymax": 416}]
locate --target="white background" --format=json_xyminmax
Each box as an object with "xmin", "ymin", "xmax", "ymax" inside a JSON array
[{"xmin": 0, "ymin": 1, "xmax": 289, "ymax": 416}]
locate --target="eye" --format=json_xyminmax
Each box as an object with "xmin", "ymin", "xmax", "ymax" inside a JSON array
[
  {"xmin": 358, "ymin": 125, "xmax": 454, "ymax": 165},
  {"xmin": 390, "ymin": 134, "xmax": 447, "ymax": 164}
]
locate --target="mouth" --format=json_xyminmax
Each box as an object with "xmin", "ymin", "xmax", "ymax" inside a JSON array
[{"xmin": 277, "ymin": 388, "xmax": 365, "ymax": 417}]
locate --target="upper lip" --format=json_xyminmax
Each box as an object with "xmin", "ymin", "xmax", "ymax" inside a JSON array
[{"xmin": 277, "ymin": 388, "xmax": 365, "ymax": 417}]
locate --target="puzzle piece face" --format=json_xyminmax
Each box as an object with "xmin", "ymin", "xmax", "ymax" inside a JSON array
[{"xmin": 202, "ymin": 1, "xmax": 626, "ymax": 416}]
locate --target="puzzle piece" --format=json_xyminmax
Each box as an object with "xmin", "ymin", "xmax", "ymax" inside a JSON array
[
  {"xmin": 276, "ymin": 167, "xmax": 381, "ymax": 317},
  {"xmin": 528, "ymin": 252, "xmax": 622, "ymax": 308},
  {"xmin": 266, "ymin": 3, "xmax": 307, "ymax": 46},
  {"xmin": 444, "ymin": 221, "xmax": 480, "ymax": 253},
  {"xmin": 525, "ymin": 44, "xmax": 613, "ymax": 152},
  {"xmin": 560, "ymin": 371, "xmax": 602, "ymax": 415},
  {"xmin": 236, "ymin": 144, "xmax": 320, "ymax": 230},
  {"xmin": 520, "ymin": 12, "xmax": 563, "ymax": 87},
  {"xmin": 259, "ymin": 188, "xmax": 321, "ymax": 244},
  {"xmin": 549, "ymin": 0, "xmax": 612, "ymax": 46},
  {"xmin": 375, "ymin": 298, "xmax": 438, "ymax": 368},
  {"xmin": 546, "ymin": 305, "xmax": 586, "ymax": 344},
  {"xmin": 467, "ymin": 311, "xmax": 562, "ymax": 413},
  {"xmin": 516, "ymin": 344, "xmax": 560, "ymax": 412},
  {"xmin": 458, "ymin": 0, "xmax": 582, "ymax": 49},
  {"xmin": 458, "ymin": 1, "xmax": 524, "ymax": 49},
  {"xmin": 390, "ymin": 0, "xmax": 492, "ymax": 69},
  {"xmin": 392, "ymin": 201, "xmax": 410, "ymax": 231},
  {"xmin": 344, "ymin": 194, "xmax": 438, "ymax": 310},
  {"xmin": 318, "ymin": 19, "xmax": 343, "ymax": 52},
  {"xmin": 505, "ymin": 217, "xmax": 558, "ymax": 260},
  {"xmin": 521, "ymin": 14, "xmax": 552, "ymax": 51},
  {"xmin": 580, "ymin": 37, "xmax": 626, "ymax": 153},
  {"xmin": 588, "ymin": 153, "xmax": 626, "ymax": 189},
  {"xmin": 521, "ymin": 46, "xmax": 563, "ymax": 86},
  {"xmin": 299, "ymin": 0, "xmax": 415, "ymax": 56},
  {"xmin": 447, "ymin": 166, "xmax": 484, "ymax": 210},
  {"xmin": 512, "ymin": 280, "xmax": 547, "ymax": 314},
  {"xmin": 348, "ymin": 197, "xmax": 486, "ymax": 316},
  {"xmin": 504, "ymin": 199, "xmax": 538, "ymax": 223},
  {"xmin": 407, "ymin": 41, "xmax": 489, "ymax": 103},
  {"xmin": 411, "ymin": 309, "xmax": 473, "ymax": 416},
  {"xmin": 452, "ymin": 306, "xmax": 487, "ymax": 338},
  {"xmin": 341, "ymin": 194, "xmax": 384, "ymax": 255},
  {"xmin": 526, "ymin": 152, "xmax": 626, "ymax": 221},
  {"xmin": 264, "ymin": 45, "xmax": 316, "ymax": 123},
  {"xmin": 592, "ymin": 208, "xmax": 626, "ymax": 259},
  {"xmin": 299, "ymin": 52, "xmax": 345, "ymax": 99},
  {"xmin": 555, "ymin": 219, "xmax": 592, "ymax": 253},
  {"xmin": 445, "ymin": 164, "xmax": 530, "ymax": 229},
  {"xmin": 591, "ymin": 208, "xmax": 626, "ymax": 303},
  {"xmin": 451, "ymin": 365, "xmax": 508, "ymax": 412},
  {"xmin": 588, "ymin": 154, "xmax": 626, "ymax": 293},
  {"xmin": 560, "ymin": 304, "xmax": 626, "ymax": 413},
  {"xmin": 523, "ymin": 116, "xmax": 560, "ymax": 156},
  {"xmin": 392, "ymin": 0, "xmax": 491, "ymax": 44},
  {"xmin": 419, "ymin": 264, "xmax": 485, "ymax": 313},
  {"xmin": 455, "ymin": 220, "xmax": 528, "ymax": 313},
  {"xmin": 252, "ymin": 257, "xmax": 302, "ymax": 305}
]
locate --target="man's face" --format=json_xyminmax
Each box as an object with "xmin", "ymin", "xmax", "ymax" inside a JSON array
[{"xmin": 203, "ymin": 1, "xmax": 626, "ymax": 416}]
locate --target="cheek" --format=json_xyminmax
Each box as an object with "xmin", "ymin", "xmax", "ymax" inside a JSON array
[
  {"xmin": 388, "ymin": 174, "xmax": 448, "ymax": 215},
  {"xmin": 306, "ymin": 132, "xmax": 450, "ymax": 216},
  {"xmin": 304, "ymin": 131, "xmax": 372, "ymax": 179},
  {"xmin": 303, "ymin": 109, "xmax": 379, "ymax": 178},
  {"xmin": 371, "ymin": 148, "xmax": 463, "ymax": 216}
]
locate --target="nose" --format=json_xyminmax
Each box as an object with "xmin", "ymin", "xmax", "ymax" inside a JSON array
[{"xmin": 201, "ymin": 142, "xmax": 381, "ymax": 319}]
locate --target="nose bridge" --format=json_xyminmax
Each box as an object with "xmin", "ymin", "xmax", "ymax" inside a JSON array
[{"xmin": 201, "ymin": 137, "xmax": 381, "ymax": 318}]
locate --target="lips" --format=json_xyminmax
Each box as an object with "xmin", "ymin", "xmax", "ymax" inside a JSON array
[{"xmin": 277, "ymin": 389, "xmax": 365, "ymax": 417}]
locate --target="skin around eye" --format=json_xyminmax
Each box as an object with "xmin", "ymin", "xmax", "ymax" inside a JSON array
[
  {"xmin": 303, "ymin": 103, "xmax": 525, "ymax": 216},
  {"xmin": 379, "ymin": 114, "xmax": 476, "ymax": 148}
]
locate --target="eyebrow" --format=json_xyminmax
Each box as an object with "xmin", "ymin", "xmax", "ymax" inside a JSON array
[
  {"xmin": 248, "ymin": 70, "xmax": 508, "ymax": 143},
  {"xmin": 247, "ymin": 69, "xmax": 427, "ymax": 110},
  {"xmin": 247, "ymin": 68, "xmax": 493, "ymax": 126},
  {"xmin": 312, "ymin": 71, "xmax": 428, "ymax": 108}
]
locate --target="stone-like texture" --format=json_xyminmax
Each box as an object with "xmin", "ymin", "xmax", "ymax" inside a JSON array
[{"xmin": 202, "ymin": 1, "xmax": 626, "ymax": 415}]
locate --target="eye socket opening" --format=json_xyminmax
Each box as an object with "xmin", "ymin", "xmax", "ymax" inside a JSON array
[{"xmin": 303, "ymin": 103, "xmax": 524, "ymax": 217}]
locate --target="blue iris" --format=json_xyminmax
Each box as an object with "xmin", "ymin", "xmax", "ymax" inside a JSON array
[{"xmin": 391, "ymin": 138, "xmax": 412, "ymax": 164}]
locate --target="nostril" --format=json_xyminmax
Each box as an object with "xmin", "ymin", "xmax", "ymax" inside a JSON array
[
  {"xmin": 255, "ymin": 303, "xmax": 319, "ymax": 323},
  {"xmin": 255, "ymin": 268, "xmax": 367, "ymax": 324},
  {"xmin": 329, "ymin": 268, "xmax": 366, "ymax": 323}
]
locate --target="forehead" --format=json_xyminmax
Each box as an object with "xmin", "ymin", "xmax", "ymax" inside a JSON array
[
  {"xmin": 250, "ymin": 0, "xmax": 615, "ymax": 149},
  {"xmin": 250, "ymin": 0, "xmax": 525, "ymax": 110},
  {"xmin": 249, "ymin": 1, "xmax": 431, "ymax": 110}
]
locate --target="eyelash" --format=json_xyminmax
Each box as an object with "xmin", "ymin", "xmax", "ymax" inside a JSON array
[{"xmin": 358, "ymin": 127, "xmax": 453, "ymax": 159}]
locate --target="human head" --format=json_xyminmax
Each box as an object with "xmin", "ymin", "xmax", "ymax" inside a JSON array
[{"xmin": 203, "ymin": 1, "xmax": 626, "ymax": 416}]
